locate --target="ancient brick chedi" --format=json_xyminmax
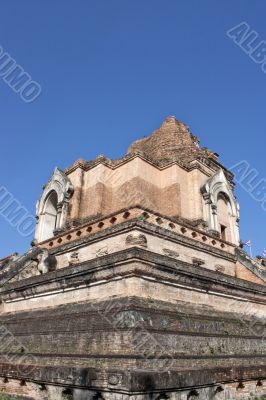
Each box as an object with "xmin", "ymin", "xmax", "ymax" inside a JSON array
[{"xmin": 0, "ymin": 116, "xmax": 266, "ymax": 400}]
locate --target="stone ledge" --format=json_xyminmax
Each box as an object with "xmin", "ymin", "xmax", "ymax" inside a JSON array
[
  {"xmin": 38, "ymin": 207, "xmax": 235, "ymax": 258},
  {"xmin": 1, "ymin": 248, "xmax": 265, "ymax": 304},
  {"xmin": 0, "ymin": 363, "xmax": 265, "ymax": 393}
]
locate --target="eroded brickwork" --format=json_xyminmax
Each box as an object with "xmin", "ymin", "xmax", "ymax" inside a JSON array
[{"xmin": 0, "ymin": 116, "xmax": 265, "ymax": 399}]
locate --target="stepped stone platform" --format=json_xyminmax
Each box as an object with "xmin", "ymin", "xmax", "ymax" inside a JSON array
[{"xmin": 0, "ymin": 116, "xmax": 265, "ymax": 399}]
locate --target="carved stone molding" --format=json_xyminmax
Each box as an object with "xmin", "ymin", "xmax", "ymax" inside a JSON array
[{"xmin": 125, "ymin": 233, "xmax": 147, "ymax": 248}]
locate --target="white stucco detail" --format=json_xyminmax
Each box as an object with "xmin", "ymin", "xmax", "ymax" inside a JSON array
[
  {"xmin": 35, "ymin": 168, "xmax": 74, "ymax": 242},
  {"xmin": 201, "ymin": 169, "xmax": 240, "ymax": 245}
]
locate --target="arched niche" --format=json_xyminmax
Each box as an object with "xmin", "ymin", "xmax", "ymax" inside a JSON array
[
  {"xmin": 216, "ymin": 192, "xmax": 233, "ymax": 242},
  {"xmin": 201, "ymin": 169, "xmax": 240, "ymax": 245},
  {"xmin": 40, "ymin": 191, "xmax": 58, "ymax": 241},
  {"xmin": 35, "ymin": 168, "xmax": 73, "ymax": 243}
]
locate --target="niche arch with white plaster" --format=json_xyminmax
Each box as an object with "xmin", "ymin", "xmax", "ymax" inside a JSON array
[
  {"xmin": 201, "ymin": 169, "xmax": 240, "ymax": 245},
  {"xmin": 35, "ymin": 168, "xmax": 73, "ymax": 242}
]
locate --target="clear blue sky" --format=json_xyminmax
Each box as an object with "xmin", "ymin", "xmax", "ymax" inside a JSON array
[{"xmin": 0, "ymin": 0, "xmax": 265, "ymax": 258}]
